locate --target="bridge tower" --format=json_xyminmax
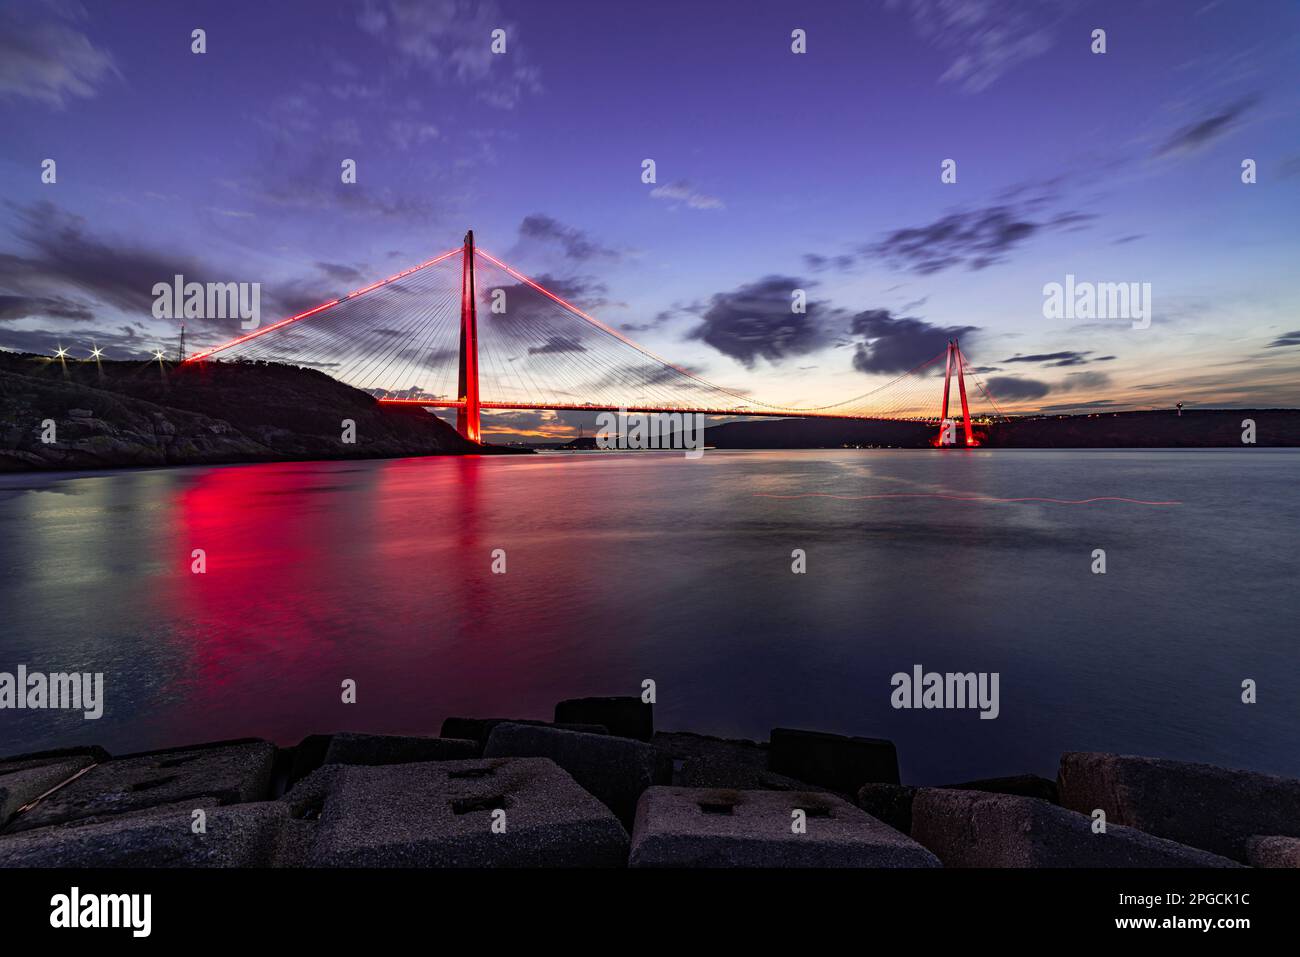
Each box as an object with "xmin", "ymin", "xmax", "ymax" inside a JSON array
[
  {"xmin": 456, "ymin": 229, "xmax": 482, "ymax": 443},
  {"xmin": 939, "ymin": 339, "xmax": 976, "ymax": 447}
]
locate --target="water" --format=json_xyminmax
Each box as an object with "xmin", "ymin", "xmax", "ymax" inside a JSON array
[{"xmin": 1, "ymin": 449, "xmax": 1295, "ymax": 784}]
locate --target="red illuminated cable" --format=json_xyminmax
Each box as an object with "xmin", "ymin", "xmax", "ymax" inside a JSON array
[{"xmin": 184, "ymin": 248, "xmax": 461, "ymax": 363}]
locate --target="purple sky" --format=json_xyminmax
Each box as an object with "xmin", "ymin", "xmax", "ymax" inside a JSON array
[{"xmin": 2, "ymin": 0, "xmax": 1299, "ymax": 438}]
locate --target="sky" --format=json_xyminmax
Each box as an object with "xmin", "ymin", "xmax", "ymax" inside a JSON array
[{"xmin": 2, "ymin": 0, "xmax": 1299, "ymax": 440}]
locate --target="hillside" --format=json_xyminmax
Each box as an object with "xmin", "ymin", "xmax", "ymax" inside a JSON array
[{"xmin": 0, "ymin": 351, "xmax": 513, "ymax": 472}]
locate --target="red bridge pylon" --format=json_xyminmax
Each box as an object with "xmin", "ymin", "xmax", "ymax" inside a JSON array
[{"xmin": 939, "ymin": 339, "xmax": 977, "ymax": 447}]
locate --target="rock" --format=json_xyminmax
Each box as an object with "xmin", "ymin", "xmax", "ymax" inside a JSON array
[
  {"xmin": 1058, "ymin": 752, "xmax": 1300, "ymax": 862},
  {"xmin": 296, "ymin": 758, "xmax": 628, "ymax": 867},
  {"xmin": 439, "ymin": 717, "xmax": 607, "ymax": 749},
  {"xmin": 629, "ymin": 787, "xmax": 940, "ymax": 868},
  {"xmin": 1245, "ymin": 835, "xmax": 1300, "ymax": 868},
  {"xmin": 654, "ymin": 731, "xmax": 816, "ymax": 791},
  {"xmin": 856, "ymin": 783, "xmax": 918, "ymax": 834},
  {"xmin": 554, "ymin": 696, "xmax": 652, "ymax": 741},
  {"xmin": 942, "ymin": 774, "xmax": 1059, "ymax": 803},
  {"xmin": 0, "ymin": 747, "xmax": 107, "ymax": 829},
  {"xmin": 0, "ymin": 801, "xmax": 289, "ymax": 867},
  {"xmin": 768, "ymin": 728, "xmax": 900, "ymax": 793},
  {"xmin": 323, "ymin": 733, "xmax": 478, "ymax": 767},
  {"xmin": 4, "ymin": 738, "xmax": 276, "ymax": 834},
  {"xmin": 484, "ymin": 723, "xmax": 669, "ymax": 826},
  {"xmin": 911, "ymin": 789, "xmax": 1242, "ymax": 868}
]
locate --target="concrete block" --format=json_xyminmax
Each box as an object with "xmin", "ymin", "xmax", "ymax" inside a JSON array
[
  {"xmin": 911, "ymin": 788, "xmax": 1242, "ymax": 868},
  {"xmin": 629, "ymin": 786, "xmax": 940, "ymax": 868},
  {"xmin": 1058, "ymin": 752, "xmax": 1300, "ymax": 862},
  {"xmin": 300, "ymin": 758, "xmax": 628, "ymax": 867},
  {"xmin": 0, "ymin": 748, "xmax": 106, "ymax": 829},
  {"xmin": 655, "ymin": 731, "xmax": 816, "ymax": 791},
  {"xmin": 484, "ymin": 723, "xmax": 669, "ymax": 826},
  {"xmin": 856, "ymin": 783, "xmax": 918, "ymax": 835},
  {"xmin": 0, "ymin": 801, "xmax": 289, "ymax": 867},
  {"xmin": 323, "ymin": 733, "xmax": 478, "ymax": 766},
  {"xmin": 943, "ymin": 774, "xmax": 1058, "ymax": 803},
  {"xmin": 1245, "ymin": 835, "xmax": 1300, "ymax": 868},
  {"xmin": 5, "ymin": 738, "xmax": 276, "ymax": 834},
  {"xmin": 554, "ymin": 696, "xmax": 652, "ymax": 741},
  {"xmin": 768, "ymin": 728, "xmax": 899, "ymax": 792},
  {"xmin": 439, "ymin": 717, "xmax": 607, "ymax": 749}
]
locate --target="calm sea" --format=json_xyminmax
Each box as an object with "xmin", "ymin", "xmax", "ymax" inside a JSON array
[{"xmin": 1, "ymin": 448, "xmax": 1295, "ymax": 783}]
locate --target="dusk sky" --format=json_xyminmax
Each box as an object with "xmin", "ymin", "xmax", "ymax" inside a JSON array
[{"xmin": 3, "ymin": 0, "xmax": 1299, "ymax": 438}]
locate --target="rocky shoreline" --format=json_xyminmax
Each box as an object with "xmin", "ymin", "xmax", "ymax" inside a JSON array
[{"xmin": 2, "ymin": 696, "xmax": 1297, "ymax": 868}]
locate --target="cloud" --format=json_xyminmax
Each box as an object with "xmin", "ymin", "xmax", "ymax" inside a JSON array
[
  {"xmin": 0, "ymin": 200, "xmax": 209, "ymax": 316},
  {"xmin": 389, "ymin": 120, "xmax": 440, "ymax": 150},
  {"xmin": 0, "ymin": 3, "xmax": 118, "ymax": 107},
  {"xmin": 315, "ymin": 262, "xmax": 366, "ymax": 284},
  {"xmin": 1001, "ymin": 350, "xmax": 1116, "ymax": 367},
  {"xmin": 888, "ymin": 0, "xmax": 1066, "ymax": 94},
  {"xmin": 984, "ymin": 375, "xmax": 1052, "ymax": 400},
  {"xmin": 528, "ymin": 335, "xmax": 586, "ymax": 355},
  {"xmin": 865, "ymin": 204, "xmax": 1093, "ymax": 275},
  {"xmin": 0, "ymin": 293, "xmax": 94, "ymax": 322},
  {"xmin": 687, "ymin": 276, "xmax": 837, "ymax": 368},
  {"xmin": 849, "ymin": 310, "xmax": 977, "ymax": 375},
  {"xmin": 1155, "ymin": 96, "xmax": 1259, "ymax": 157},
  {"xmin": 1267, "ymin": 330, "xmax": 1300, "ymax": 348},
  {"xmin": 803, "ymin": 253, "xmax": 856, "ymax": 272},
  {"xmin": 356, "ymin": 0, "xmax": 540, "ymax": 109},
  {"xmin": 518, "ymin": 215, "xmax": 619, "ymax": 262},
  {"xmin": 649, "ymin": 181, "xmax": 724, "ymax": 211}
]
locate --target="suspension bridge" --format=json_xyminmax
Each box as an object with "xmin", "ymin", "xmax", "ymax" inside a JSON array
[{"xmin": 184, "ymin": 231, "xmax": 1007, "ymax": 446}]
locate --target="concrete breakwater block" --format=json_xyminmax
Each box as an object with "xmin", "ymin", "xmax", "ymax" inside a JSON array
[
  {"xmin": 0, "ymin": 801, "xmax": 289, "ymax": 867},
  {"xmin": 768, "ymin": 728, "xmax": 900, "ymax": 793},
  {"xmin": 294, "ymin": 757, "xmax": 629, "ymax": 867},
  {"xmin": 1246, "ymin": 836, "xmax": 1300, "ymax": 868},
  {"xmin": 856, "ymin": 783, "xmax": 918, "ymax": 835},
  {"xmin": 629, "ymin": 786, "xmax": 940, "ymax": 868},
  {"xmin": 911, "ymin": 789, "xmax": 1242, "ymax": 868},
  {"xmin": 554, "ymin": 696, "xmax": 652, "ymax": 741},
  {"xmin": 1058, "ymin": 752, "xmax": 1300, "ymax": 863},
  {"xmin": 943, "ymin": 774, "xmax": 1058, "ymax": 803},
  {"xmin": 4, "ymin": 738, "xmax": 276, "ymax": 834},
  {"xmin": 654, "ymin": 731, "xmax": 814, "ymax": 791},
  {"xmin": 323, "ymin": 733, "xmax": 478, "ymax": 767},
  {"xmin": 0, "ymin": 747, "xmax": 109, "ymax": 829},
  {"xmin": 484, "ymin": 723, "xmax": 670, "ymax": 826},
  {"xmin": 440, "ymin": 717, "xmax": 608, "ymax": 749}
]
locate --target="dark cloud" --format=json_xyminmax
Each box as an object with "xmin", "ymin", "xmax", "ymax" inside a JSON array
[
  {"xmin": 686, "ymin": 276, "xmax": 838, "ymax": 368},
  {"xmin": 1267, "ymin": 330, "xmax": 1300, "ymax": 348},
  {"xmin": 528, "ymin": 335, "xmax": 586, "ymax": 355},
  {"xmin": 1155, "ymin": 96, "xmax": 1258, "ymax": 157},
  {"xmin": 518, "ymin": 215, "xmax": 619, "ymax": 262},
  {"xmin": 1001, "ymin": 350, "xmax": 1116, "ymax": 367},
  {"xmin": 0, "ymin": 293, "xmax": 94, "ymax": 322},
  {"xmin": 0, "ymin": 200, "xmax": 210, "ymax": 317},
  {"xmin": 315, "ymin": 262, "xmax": 366, "ymax": 284},
  {"xmin": 984, "ymin": 375, "xmax": 1052, "ymax": 400},
  {"xmin": 849, "ymin": 310, "xmax": 977, "ymax": 375},
  {"xmin": 803, "ymin": 252, "xmax": 856, "ymax": 273},
  {"xmin": 865, "ymin": 204, "xmax": 1093, "ymax": 275}
]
